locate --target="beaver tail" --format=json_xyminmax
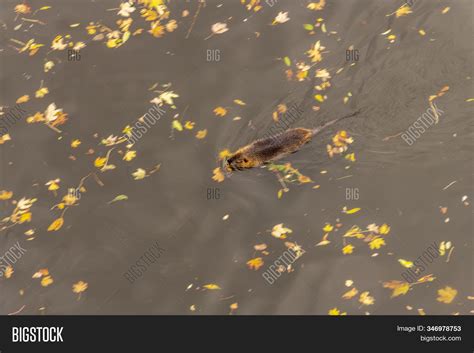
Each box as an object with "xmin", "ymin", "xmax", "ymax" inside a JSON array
[{"xmin": 312, "ymin": 109, "xmax": 361, "ymax": 136}]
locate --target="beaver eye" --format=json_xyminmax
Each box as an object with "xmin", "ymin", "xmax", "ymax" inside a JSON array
[{"xmin": 243, "ymin": 158, "xmax": 248, "ymax": 163}]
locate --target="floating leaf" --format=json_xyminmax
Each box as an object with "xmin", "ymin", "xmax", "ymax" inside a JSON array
[
  {"xmin": 94, "ymin": 157, "xmax": 107, "ymax": 168},
  {"xmin": 212, "ymin": 167, "xmax": 225, "ymax": 183},
  {"xmin": 271, "ymin": 223, "xmax": 292, "ymax": 239},
  {"xmin": 342, "ymin": 287, "xmax": 358, "ymax": 299},
  {"xmin": 359, "ymin": 291, "xmax": 375, "ymax": 306},
  {"xmin": 47, "ymin": 217, "xmax": 64, "ymax": 232},
  {"xmin": 35, "ymin": 87, "xmax": 49, "ymax": 98},
  {"xmin": 437, "ymin": 286, "xmax": 457, "ymax": 304},
  {"xmin": 213, "ymin": 106, "xmax": 227, "ymax": 117},
  {"xmin": 71, "ymin": 139, "xmax": 81, "ymax": 148},
  {"xmin": 72, "ymin": 281, "xmax": 88, "ymax": 294},
  {"xmin": 108, "ymin": 195, "xmax": 128, "ymax": 204},
  {"xmin": 0, "ymin": 190, "xmax": 13, "ymax": 200},
  {"xmin": 41, "ymin": 276, "xmax": 53, "ymax": 287},
  {"xmin": 398, "ymin": 259, "xmax": 414, "ymax": 268},
  {"xmin": 123, "ymin": 150, "xmax": 137, "ymax": 161},
  {"xmin": 369, "ymin": 237, "xmax": 386, "ymax": 250},
  {"xmin": 132, "ymin": 168, "xmax": 147, "ymax": 180},
  {"xmin": 383, "ymin": 280, "xmax": 411, "ymax": 298},
  {"xmin": 328, "ymin": 307, "xmax": 346, "ymax": 315},
  {"xmin": 196, "ymin": 129, "xmax": 207, "ymax": 139},
  {"xmin": 395, "ymin": 5, "xmax": 412, "ymax": 18},
  {"xmin": 343, "ymin": 207, "xmax": 360, "ymax": 214},
  {"xmin": 203, "ymin": 284, "xmax": 221, "ymax": 290},
  {"xmin": 172, "ymin": 120, "xmax": 183, "ymax": 131},
  {"xmin": 246, "ymin": 257, "xmax": 264, "ymax": 271},
  {"xmin": 16, "ymin": 95, "xmax": 30, "ymax": 104},
  {"xmin": 342, "ymin": 244, "xmax": 354, "ymax": 255}
]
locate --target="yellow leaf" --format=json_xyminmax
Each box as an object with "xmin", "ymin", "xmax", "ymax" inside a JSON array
[
  {"xmin": 233, "ymin": 99, "xmax": 246, "ymax": 106},
  {"xmin": 184, "ymin": 121, "xmax": 195, "ymax": 130},
  {"xmin": 271, "ymin": 223, "xmax": 292, "ymax": 239},
  {"xmin": 218, "ymin": 149, "xmax": 232, "ymax": 160},
  {"xmin": 395, "ymin": 5, "xmax": 412, "ymax": 18},
  {"xmin": 62, "ymin": 193, "xmax": 77, "ymax": 206},
  {"xmin": 419, "ymin": 29, "xmax": 426, "ymax": 36},
  {"xmin": 379, "ymin": 223, "xmax": 390, "ymax": 235},
  {"xmin": 35, "ymin": 87, "xmax": 49, "ymax": 98},
  {"xmin": 47, "ymin": 181, "xmax": 60, "ymax": 191},
  {"xmin": 328, "ymin": 307, "xmax": 346, "ymax": 315},
  {"xmin": 16, "ymin": 95, "xmax": 30, "ymax": 104},
  {"xmin": 345, "ymin": 153, "xmax": 356, "ymax": 162},
  {"xmin": 165, "ymin": 20, "xmax": 177, "ymax": 32},
  {"xmin": 246, "ymin": 257, "xmax": 264, "ymax": 270},
  {"xmin": 343, "ymin": 207, "xmax": 360, "ymax": 214},
  {"xmin": 123, "ymin": 150, "xmax": 137, "ymax": 161},
  {"xmin": 94, "ymin": 157, "xmax": 107, "ymax": 168},
  {"xmin": 5, "ymin": 265, "xmax": 14, "ymax": 279},
  {"xmin": 44, "ymin": 61, "xmax": 55, "ymax": 72},
  {"xmin": 369, "ymin": 237, "xmax": 385, "ymax": 250},
  {"xmin": 342, "ymin": 287, "xmax": 358, "ymax": 299},
  {"xmin": 359, "ymin": 291, "xmax": 375, "ymax": 305},
  {"xmin": 383, "ymin": 280, "xmax": 411, "ymax": 298},
  {"xmin": 398, "ymin": 259, "xmax": 414, "ymax": 268},
  {"xmin": 47, "ymin": 217, "xmax": 64, "ymax": 231},
  {"xmin": 322, "ymin": 223, "xmax": 333, "ymax": 232},
  {"xmin": 441, "ymin": 7, "xmax": 450, "ymax": 14},
  {"xmin": 33, "ymin": 269, "xmax": 49, "ymax": 278},
  {"xmin": 307, "ymin": 0, "xmax": 326, "ymax": 11},
  {"xmin": 0, "ymin": 134, "xmax": 12, "ymax": 144},
  {"xmin": 122, "ymin": 125, "xmax": 133, "ymax": 135},
  {"xmin": 149, "ymin": 23, "xmax": 165, "ymax": 37},
  {"xmin": 316, "ymin": 234, "xmax": 330, "ymax": 246},
  {"xmin": 172, "ymin": 120, "xmax": 183, "ymax": 131},
  {"xmin": 72, "ymin": 281, "xmax": 88, "ymax": 293},
  {"xmin": 314, "ymin": 94, "xmax": 324, "ymax": 102},
  {"xmin": 298, "ymin": 174, "xmax": 312, "ymax": 183},
  {"xmin": 41, "ymin": 275, "xmax": 54, "ymax": 287},
  {"xmin": 132, "ymin": 168, "xmax": 147, "ymax": 180},
  {"xmin": 416, "ymin": 274, "xmax": 436, "ymax": 284},
  {"xmin": 0, "ymin": 190, "xmax": 13, "ymax": 200},
  {"xmin": 437, "ymin": 286, "xmax": 457, "ymax": 304},
  {"xmin": 212, "ymin": 167, "xmax": 225, "ymax": 183},
  {"xmin": 213, "ymin": 106, "xmax": 227, "ymax": 117},
  {"xmin": 19, "ymin": 212, "xmax": 32, "ymax": 224},
  {"xmin": 196, "ymin": 129, "xmax": 207, "ymax": 139},
  {"xmin": 71, "ymin": 139, "xmax": 81, "ymax": 148},
  {"xmin": 342, "ymin": 244, "xmax": 354, "ymax": 255},
  {"xmin": 203, "ymin": 284, "xmax": 221, "ymax": 290}
]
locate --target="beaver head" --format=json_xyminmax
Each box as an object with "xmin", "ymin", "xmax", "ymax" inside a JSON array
[{"xmin": 225, "ymin": 152, "xmax": 257, "ymax": 171}]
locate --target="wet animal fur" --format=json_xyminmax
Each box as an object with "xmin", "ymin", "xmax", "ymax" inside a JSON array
[{"xmin": 225, "ymin": 110, "xmax": 360, "ymax": 171}]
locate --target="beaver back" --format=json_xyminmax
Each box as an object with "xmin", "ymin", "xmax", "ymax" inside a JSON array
[{"xmin": 248, "ymin": 128, "xmax": 313, "ymax": 162}]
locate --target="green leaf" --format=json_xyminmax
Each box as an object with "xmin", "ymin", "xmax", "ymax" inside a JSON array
[
  {"xmin": 283, "ymin": 56, "xmax": 291, "ymax": 67},
  {"xmin": 108, "ymin": 195, "xmax": 128, "ymax": 204},
  {"xmin": 303, "ymin": 24, "xmax": 314, "ymax": 31}
]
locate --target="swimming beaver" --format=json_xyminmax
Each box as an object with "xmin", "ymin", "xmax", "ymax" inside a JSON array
[{"xmin": 225, "ymin": 110, "xmax": 360, "ymax": 171}]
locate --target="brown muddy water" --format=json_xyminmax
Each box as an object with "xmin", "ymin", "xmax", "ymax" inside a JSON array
[{"xmin": 0, "ymin": 0, "xmax": 472, "ymax": 315}]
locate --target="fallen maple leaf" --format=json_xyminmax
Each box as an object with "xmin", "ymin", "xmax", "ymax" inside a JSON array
[{"xmin": 437, "ymin": 286, "xmax": 457, "ymax": 304}]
